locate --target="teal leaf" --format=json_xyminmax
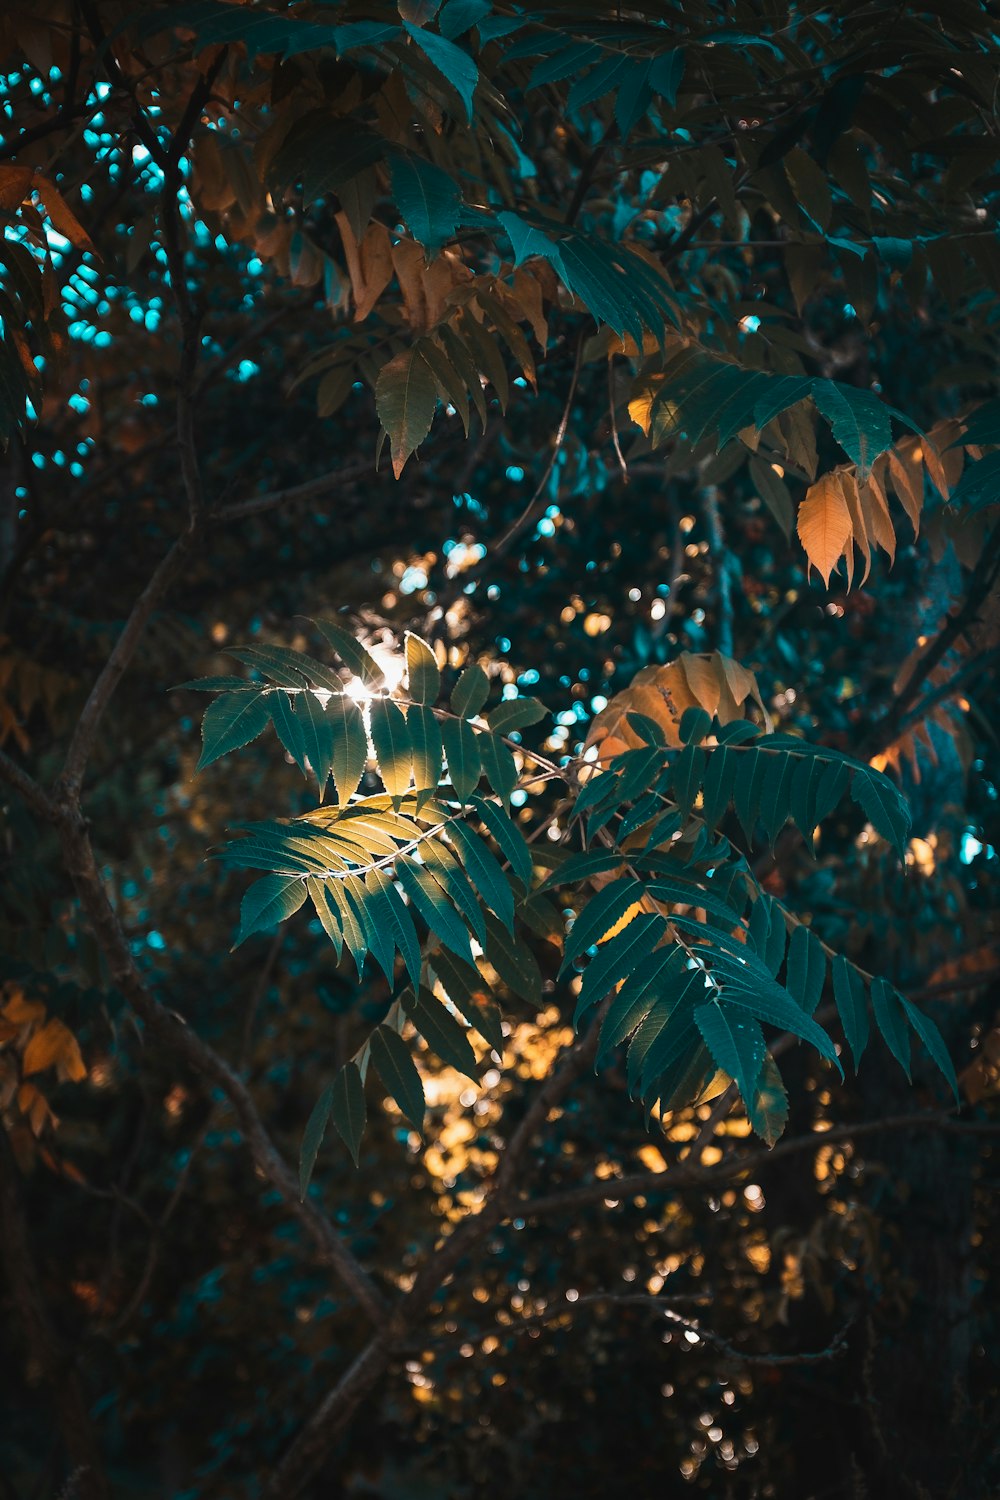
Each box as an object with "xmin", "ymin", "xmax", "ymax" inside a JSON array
[
  {"xmin": 746, "ymin": 1055, "xmax": 789, "ymax": 1146},
  {"xmin": 397, "ymin": 854, "xmax": 475, "ymax": 964},
  {"xmin": 330, "ymin": 1062, "xmax": 366, "ymax": 1167},
  {"xmin": 313, "ymin": 620, "xmax": 385, "ymax": 688},
  {"xmin": 449, "ymin": 818, "xmax": 515, "ymax": 930},
  {"xmin": 408, "ymin": 704, "xmax": 444, "ymax": 808},
  {"xmin": 198, "ymin": 689, "xmax": 271, "ymax": 771},
  {"xmin": 270, "ymin": 691, "xmax": 309, "ymax": 777},
  {"xmin": 370, "ymin": 698, "xmax": 412, "ymax": 802},
  {"xmin": 328, "ymin": 696, "xmax": 368, "ymax": 804},
  {"xmin": 403, "ymin": 987, "xmax": 478, "ymax": 1078},
  {"xmin": 483, "ymin": 911, "xmax": 543, "ymax": 1005},
  {"xmin": 451, "ymin": 663, "xmax": 490, "ymax": 718},
  {"xmin": 370, "ymin": 1024, "xmax": 425, "ymax": 1133},
  {"xmin": 599, "ymin": 946, "xmax": 689, "ymax": 1064},
  {"xmin": 389, "ymin": 152, "xmax": 462, "ymax": 255},
  {"xmin": 486, "ymin": 696, "xmax": 548, "ymax": 734},
  {"xmin": 442, "ymin": 715, "xmax": 482, "ymax": 804},
  {"xmin": 438, "ymin": 0, "xmax": 491, "ymax": 39},
  {"xmin": 832, "ymin": 954, "xmax": 869, "ymax": 1069},
  {"xmin": 850, "ymin": 766, "xmax": 910, "ymax": 860},
  {"xmin": 679, "ymin": 706, "xmax": 712, "ymax": 745},
  {"xmin": 786, "ymin": 924, "xmax": 827, "ymax": 1013},
  {"xmin": 479, "ymin": 732, "xmax": 518, "ymax": 810},
  {"xmin": 470, "ymin": 794, "xmax": 533, "ymax": 889},
  {"xmin": 366, "ymin": 868, "xmax": 422, "ymax": 988},
  {"xmin": 235, "ymin": 874, "xmax": 307, "ymax": 947},
  {"xmin": 403, "ymin": 21, "xmax": 478, "ymax": 123},
  {"xmin": 405, "ymin": 632, "xmax": 440, "ymax": 704},
  {"xmin": 294, "ymin": 691, "xmax": 335, "ymax": 792},
  {"xmin": 871, "ymin": 977, "xmax": 911, "ymax": 1078},
  {"xmin": 575, "ymin": 911, "xmax": 665, "ymax": 1025},
  {"xmin": 899, "ymin": 997, "xmax": 959, "ymax": 1100},
  {"xmin": 430, "ymin": 947, "xmax": 504, "ymax": 1052},
  {"xmin": 306, "ymin": 876, "xmax": 343, "ymax": 959},
  {"xmin": 694, "ymin": 999, "xmax": 767, "ymax": 1115},
  {"xmin": 811, "ymin": 378, "xmax": 893, "ymax": 479},
  {"xmin": 559, "ymin": 878, "xmax": 644, "ymax": 977},
  {"xmin": 299, "ymin": 1081, "xmax": 334, "ymax": 1197}
]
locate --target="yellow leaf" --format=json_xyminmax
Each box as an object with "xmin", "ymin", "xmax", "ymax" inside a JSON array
[
  {"xmin": 22, "ymin": 1018, "xmax": 87, "ymax": 1082},
  {"xmin": 336, "ymin": 214, "xmax": 393, "ymax": 322},
  {"xmin": 860, "ymin": 471, "xmax": 896, "ymax": 564},
  {"xmin": 797, "ymin": 473, "xmax": 853, "ymax": 586},
  {"xmin": 585, "ymin": 653, "xmax": 768, "ymax": 762},
  {"xmin": 840, "ymin": 472, "xmax": 871, "ymax": 586},
  {"xmin": 627, "ymin": 375, "xmax": 666, "ymax": 435}
]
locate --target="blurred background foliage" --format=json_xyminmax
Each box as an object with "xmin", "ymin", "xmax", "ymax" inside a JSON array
[{"xmin": 0, "ymin": 2, "xmax": 998, "ymax": 1498}]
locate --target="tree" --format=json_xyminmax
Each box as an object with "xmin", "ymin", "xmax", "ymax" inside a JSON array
[{"xmin": 1, "ymin": 3, "xmax": 998, "ymax": 1497}]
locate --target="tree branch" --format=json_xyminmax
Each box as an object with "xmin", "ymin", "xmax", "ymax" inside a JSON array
[{"xmin": 518, "ymin": 1111, "xmax": 997, "ymax": 1220}]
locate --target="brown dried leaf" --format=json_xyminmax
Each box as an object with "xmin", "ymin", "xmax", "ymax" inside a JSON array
[{"xmin": 22, "ymin": 1018, "xmax": 87, "ymax": 1082}]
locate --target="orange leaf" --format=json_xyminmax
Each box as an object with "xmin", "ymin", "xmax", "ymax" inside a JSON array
[
  {"xmin": 33, "ymin": 173, "xmax": 94, "ymax": 253},
  {"xmin": 797, "ymin": 473, "xmax": 852, "ymax": 586},
  {"xmin": 22, "ymin": 1018, "xmax": 87, "ymax": 1082}
]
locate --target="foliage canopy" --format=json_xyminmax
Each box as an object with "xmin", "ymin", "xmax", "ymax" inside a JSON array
[{"xmin": 0, "ymin": 2, "xmax": 998, "ymax": 1498}]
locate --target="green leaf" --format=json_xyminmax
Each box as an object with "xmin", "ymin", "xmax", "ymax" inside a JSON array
[
  {"xmin": 330, "ymin": 1062, "xmax": 366, "ymax": 1167},
  {"xmin": 630, "ymin": 980, "xmax": 703, "ymax": 1095},
  {"xmin": 366, "ymin": 868, "xmax": 422, "ymax": 988},
  {"xmin": 575, "ymin": 911, "xmax": 665, "ymax": 1025},
  {"xmin": 370, "ymin": 1023, "xmax": 425, "ymax": 1133},
  {"xmin": 403, "ymin": 987, "xmax": 478, "ymax": 1078},
  {"xmin": 748, "ymin": 893, "xmax": 787, "ymax": 975},
  {"xmin": 327, "ymin": 879, "xmax": 369, "ymax": 976},
  {"xmin": 235, "ymin": 874, "xmax": 307, "ymax": 947},
  {"xmin": 294, "ymin": 692, "xmax": 335, "ymax": 792},
  {"xmin": 449, "ymin": 819, "xmax": 515, "ymax": 930},
  {"xmin": 370, "ymin": 698, "xmax": 411, "ymax": 802},
  {"xmin": 430, "ymin": 947, "xmax": 504, "ymax": 1052},
  {"xmin": 397, "ymin": 854, "xmax": 475, "ymax": 964},
  {"xmin": 438, "ymin": 0, "xmax": 490, "ymax": 39},
  {"xmin": 198, "ymin": 689, "xmax": 272, "ymax": 771},
  {"xmin": 299, "ymin": 1081, "xmax": 334, "ymax": 1197},
  {"xmin": 749, "ymin": 454, "xmax": 794, "ymax": 537},
  {"xmin": 470, "ymin": 794, "xmax": 533, "ymax": 889},
  {"xmin": 672, "ymin": 743, "xmax": 705, "ymax": 822},
  {"xmin": 486, "ymin": 697, "xmax": 548, "ymax": 734},
  {"xmin": 947, "ymin": 451, "xmax": 1000, "ymax": 513},
  {"xmin": 811, "ymin": 379, "xmax": 892, "ymax": 479},
  {"xmin": 228, "ymin": 643, "xmax": 311, "ymax": 688},
  {"xmin": 701, "ymin": 746, "xmax": 737, "ymax": 827},
  {"xmin": 899, "ymin": 997, "xmax": 959, "ymax": 1100},
  {"xmin": 871, "ymin": 977, "xmax": 911, "ymax": 1079},
  {"xmin": 328, "ymin": 696, "xmax": 368, "ymax": 804},
  {"xmin": 850, "ymin": 766, "xmax": 911, "ymax": 860},
  {"xmin": 694, "ymin": 999, "xmax": 767, "ymax": 1115},
  {"xmin": 442, "ymin": 715, "xmax": 482, "ymax": 803},
  {"xmin": 733, "ymin": 746, "xmax": 766, "ymax": 843},
  {"xmin": 538, "ymin": 848, "xmax": 623, "ymax": 892},
  {"xmin": 451, "ymin": 662, "xmax": 490, "ymax": 718},
  {"xmin": 599, "ymin": 945, "xmax": 688, "ymax": 1065},
  {"xmin": 560, "ymin": 878, "xmax": 644, "ymax": 977},
  {"xmin": 679, "ymin": 706, "xmax": 712, "ymax": 745},
  {"xmin": 705, "ymin": 947, "xmax": 843, "ymax": 1075},
  {"xmin": 270, "ymin": 690, "xmax": 309, "ymax": 776},
  {"xmin": 375, "ymin": 345, "xmax": 440, "ymax": 478},
  {"xmin": 645, "ymin": 873, "xmax": 744, "ymax": 928},
  {"xmin": 408, "ymin": 704, "xmax": 444, "ymax": 808},
  {"xmin": 484, "ymin": 911, "xmax": 543, "ymax": 1005},
  {"xmin": 832, "ymin": 955, "xmax": 869, "ymax": 1070},
  {"xmin": 403, "ymin": 20, "xmax": 478, "ymax": 123},
  {"xmin": 306, "ymin": 876, "xmax": 343, "ymax": 958},
  {"xmin": 746, "ymin": 1055, "xmax": 789, "ymax": 1146},
  {"xmin": 388, "ymin": 152, "xmax": 461, "ymax": 255},
  {"xmin": 479, "ymin": 732, "xmax": 518, "ymax": 810},
  {"xmin": 786, "ymin": 924, "xmax": 827, "ymax": 1013},
  {"xmin": 313, "ymin": 620, "xmax": 385, "ymax": 688},
  {"xmin": 406, "ymin": 632, "xmax": 440, "ymax": 704}
]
